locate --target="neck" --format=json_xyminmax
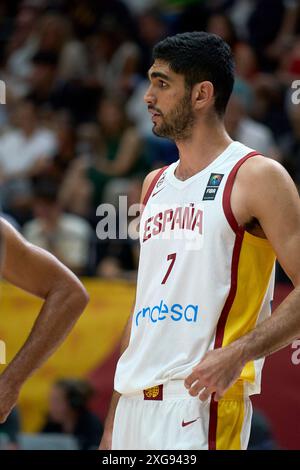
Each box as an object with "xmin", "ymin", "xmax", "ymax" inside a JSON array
[{"xmin": 174, "ymin": 119, "xmax": 232, "ymax": 181}]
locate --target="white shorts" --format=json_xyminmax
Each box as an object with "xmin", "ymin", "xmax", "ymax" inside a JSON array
[{"xmin": 112, "ymin": 380, "xmax": 253, "ymax": 450}]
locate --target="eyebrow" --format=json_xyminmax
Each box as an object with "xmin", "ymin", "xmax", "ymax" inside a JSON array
[{"xmin": 147, "ymin": 71, "xmax": 171, "ymax": 82}]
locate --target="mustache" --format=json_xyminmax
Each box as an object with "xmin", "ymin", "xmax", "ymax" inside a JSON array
[{"xmin": 148, "ymin": 106, "xmax": 162, "ymax": 115}]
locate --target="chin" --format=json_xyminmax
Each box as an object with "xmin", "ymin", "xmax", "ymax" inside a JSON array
[
  {"xmin": 152, "ymin": 126, "xmax": 166, "ymax": 138},
  {"xmin": 152, "ymin": 125, "xmax": 159, "ymax": 136}
]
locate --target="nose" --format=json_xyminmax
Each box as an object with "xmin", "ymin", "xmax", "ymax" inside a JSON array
[{"xmin": 143, "ymin": 85, "xmax": 156, "ymax": 106}]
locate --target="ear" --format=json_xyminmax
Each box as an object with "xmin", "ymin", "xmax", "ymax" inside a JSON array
[{"xmin": 192, "ymin": 81, "xmax": 215, "ymax": 110}]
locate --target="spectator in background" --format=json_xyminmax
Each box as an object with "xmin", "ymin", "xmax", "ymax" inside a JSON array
[
  {"xmin": 225, "ymin": 82, "xmax": 281, "ymax": 160},
  {"xmin": 0, "ymin": 407, "xmax": 21, "ymax": 450},
  {"xmin": 281, "ymin": 98, "xmax": 300, "ymax": 192},
  {"xmin": 0, "ymin": 98, "xmax": 57, "ymax": 221},
  {"xmin": 6, "ymin": 10, "xmax": 88, "ymax": 98},
  {"xmin": 96, "ymin": 176, "xmax": 141, "ymax": 280},
  {"xmin": 136, "ymin": 8, "xmax": 168, "ymax": 77},
  {"xmin": 59, "ymin": 122, "xmax": 99, "ymax": 218},
  {"xmin": 41, "ymin": 379, "xmax": 103, "ymax": 450},
  {"xmin": 251, "ymin": 74, "xmax": 292, "ymax": 142},
  {"xmin": 43, "ymin": 110, "xmax": 77, "ymax": 185},
  {"xmin": 89, "ymin": 15, "xmax": 140, "ymax": 99},
  {"xmin": 60, "ymin": 96, "xmax": 147, "ymax": 218},
  {"xmin": 26, "ymin": 49, "xmax": 60, "ymax": 110},
  {"xmin": 4, "ymin": 0, "xmax": 44, "ymax": 99},
  {"xmin": 248, "ymin": 409, "xmax": 278, "ymax": 450},
  {"xmin": 248, "ymin": 0, "xmax": 299, "ymax": 71},
  {"xmin": 206, "ymin": 12, "xmax": 238, "ymax": 49},
  {"xmin": 277, "ymin": 35, "xmax": 300, "ymax": 85},
  {"xmin": 206, "ymin": 13, "xmax": 258, "ymax": 82},
  {"xmin": 35, "ymin": 13, "xmax": 88, "ymax": 82},
  {"xmin": 23, "ymin": 182, "xmax": 93, "ymax": 275},
  {"xmin": 28, "ymin": 49, "xmax": 99, "ymax": 124}
]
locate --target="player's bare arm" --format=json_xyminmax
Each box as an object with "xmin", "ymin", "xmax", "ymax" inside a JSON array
[
  {"xmin": 99, "ymin": 169, "xmax": 162, "ymax": 450},
  {"xmin": 185, "ymin": 157, "xmax": 300, "ymax": 401},
  {"xmin": 0, "ymin": 219, "xmax": 89, "ymax": 422}
]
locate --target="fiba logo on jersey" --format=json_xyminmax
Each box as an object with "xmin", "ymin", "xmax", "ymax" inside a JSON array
[{"xmin": 0, "ymin": 340, "xmax": 6, "ymax": 364}]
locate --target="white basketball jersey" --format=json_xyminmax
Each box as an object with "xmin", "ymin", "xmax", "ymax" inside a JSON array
[{"xmin": 114, "ymin": 141, "xmax": 276, "ymax": 396}]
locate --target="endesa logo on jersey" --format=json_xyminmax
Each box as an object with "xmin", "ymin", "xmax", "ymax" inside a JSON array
[{"xmin": 135, "ymin": 300, "xmax": 199, "ymax": 327}]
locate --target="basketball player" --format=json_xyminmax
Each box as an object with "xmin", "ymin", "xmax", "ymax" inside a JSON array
[
  {"xmin": 0, "ymin": 218, "xmax": 89, "ymax": 423},
  {"xmin": 99, "ymin": 32, "xmax": 300, "ymax": 450}
]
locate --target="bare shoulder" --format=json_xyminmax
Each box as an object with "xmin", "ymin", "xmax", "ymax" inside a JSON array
[
  {"xmin": 237, "ymin": 155, "xmax": 293, "ymax": 189},
  {"xmin": 230, "ymin": 155, "xmax": 300, "ymax": 236},
  {"xmin": 237, "ymin": 156, "xmax": 300, "ymax": 285},
  {"xmin": 236, "ymin": 155, "xmax": 299, "ymax": 213},
  {"xmin": 0, "ymin": 217, "xmax": 22, "ymax": 246}
]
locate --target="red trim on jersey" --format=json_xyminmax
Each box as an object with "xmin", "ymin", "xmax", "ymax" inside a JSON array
[
  {"xmin": 222, "ymin": 151, "xmax": 260, "ymax": 233},
  {"xmin": 208, "ymin": 230, "xmax": 244, "ymax": 449},
  {"xmin": 142, "ymin": 166, "xmax": 168, "ymax": 207},
  {"xmin": 214, "ymin": 228, "xmax": 245, "ymax": 351},
  {"xmin": 208, "ymin": 150, "xmax": 261, "ymax": 450},
  {"xmin": 208, "ymin": 394, "xmax": 218, "ymax": 450}
]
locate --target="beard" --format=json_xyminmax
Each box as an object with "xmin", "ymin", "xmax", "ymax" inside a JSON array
[{"xmin": 152, "ymin": 89, "xmax": 195, "ymax": 141}]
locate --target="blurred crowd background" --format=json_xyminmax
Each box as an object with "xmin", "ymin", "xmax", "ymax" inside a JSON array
[
  {"xmin": 0, "ymin": 0, "xmax": 300, "ymax": 450},
  {"xmin": 1, "ymin": 0, "xmax": 300, "ymax": 279}
]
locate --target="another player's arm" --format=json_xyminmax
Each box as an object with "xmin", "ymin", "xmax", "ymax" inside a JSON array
[
  {"xmin": 185, "ymin": 157, "xmax": 300, "ymax": 400},
  {"xmin": 99, "ymin": 168, "xmax": 162, "ymax": 450},
  {"xmin": 0, "ymin": 219, "xmax": 89, "ymax": 422}
]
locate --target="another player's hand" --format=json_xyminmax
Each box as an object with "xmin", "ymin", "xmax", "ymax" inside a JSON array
[
  {"xmin": 184, "ymin": 346, "xmax": 245, "ymax": 401},
  {"xmin": 0, "ymin": 375, "xmax": 20, "ymax": 423},
  {"xmin": 98, "ymin": 429, "xmax": 112, "ymax": 450}
]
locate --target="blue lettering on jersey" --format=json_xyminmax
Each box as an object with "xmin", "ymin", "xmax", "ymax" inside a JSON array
[{"xmin": 135, "ymin": 300, "xmax": 199, "ymax": 327}]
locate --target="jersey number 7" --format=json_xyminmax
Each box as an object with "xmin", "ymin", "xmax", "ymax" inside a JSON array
[{"xmin": 161, "ymin": 253, "xmax": 177, "ymax": 284}]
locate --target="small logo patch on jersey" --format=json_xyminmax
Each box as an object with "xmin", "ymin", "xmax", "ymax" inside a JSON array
[
  {"xmin": 152, "ymin": 187, "xmax": 164, "ymax": 197},
  {"xmin": 143, "ymin": 385, "xmax": 163, "ymax": 401},
  {"xmin": 156, "ymin": 173, "xmax": 166, "ymax": 188},
  {"xmin": 202, "ymin": 173, "xmax": 224, "ymax": 201},
  {"xmin": 181, "ymin": 418, "xmax": 200, "ymax": 427},
  {"xmin": 152, "ymin": 173, "xmax": 166, "ymax": 197}
]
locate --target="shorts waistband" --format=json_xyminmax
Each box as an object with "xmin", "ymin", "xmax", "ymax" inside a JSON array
[
  {"xmin": 123, "ymin": 380, "xmax": 190, "ymax": 401},
  {"xmin": 121, "ymin": 380, "xmax": 246, "ymax": 401}
]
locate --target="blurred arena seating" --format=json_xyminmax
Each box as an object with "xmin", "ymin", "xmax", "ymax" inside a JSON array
[
  {"xmin": 0, "ymin": 0, "xmax": 300, "ymax": 450},
  {"xmin": 18, "ymin": 433, "xmax": 79, "ymax": 450}
]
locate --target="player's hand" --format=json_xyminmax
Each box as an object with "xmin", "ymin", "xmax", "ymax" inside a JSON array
[
  {"xmin": 98, "ymin": 429, "xmax": 112, "ymax": 450},
  {"xmin": 0, "ymin": 375, "xmax": 20, "ymax": 423},
  {"xmin": 184, "ymin": 346, "xmax": 245, "ymax": 401}
]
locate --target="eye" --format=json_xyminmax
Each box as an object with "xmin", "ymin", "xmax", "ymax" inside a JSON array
[{"xmin": 158, "ymin": 80, "xmax": 168, "ymax": 88}]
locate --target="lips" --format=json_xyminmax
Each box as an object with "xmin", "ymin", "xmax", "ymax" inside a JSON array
[
  {"xmin": 151, "ymin": 114, "xmax": 161, "ymax": 123},
  {"xmin": 148, "ymin": 108, "xmax": 161, "ymax": 121}
]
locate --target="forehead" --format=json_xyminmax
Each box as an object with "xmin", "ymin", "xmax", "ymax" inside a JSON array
[{"xmin": 148, "ymin": 59, "xmax": 182, "ymax": 82}]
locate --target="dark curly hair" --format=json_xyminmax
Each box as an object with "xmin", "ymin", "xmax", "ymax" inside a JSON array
[{"xmin": 153, "ymin": 31, "xmax": 235, "ymax": 116}]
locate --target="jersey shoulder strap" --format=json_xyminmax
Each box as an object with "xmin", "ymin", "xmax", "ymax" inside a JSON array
[{"xmin": 223, "ymin": 150, "xmax": 261, "ymax": 233}]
